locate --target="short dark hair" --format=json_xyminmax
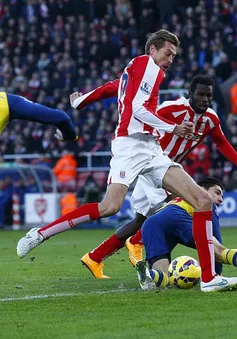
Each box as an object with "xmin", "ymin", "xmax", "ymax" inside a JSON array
[
  {"xmin": 197, "ymin": 176, "xmax": 224, "ymax": 191},
  {"xmin": 190, "ymin": 75, "xmax": 215, "ymax": 93},
  {"xmin": 145, "ymin": 29, "xmax": 180, "ymax": 55}
]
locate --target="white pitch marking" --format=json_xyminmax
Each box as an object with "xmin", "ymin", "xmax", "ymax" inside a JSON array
[{"xmin": 0, "ymin": 288, "xmax": 139, "ymax": 302}]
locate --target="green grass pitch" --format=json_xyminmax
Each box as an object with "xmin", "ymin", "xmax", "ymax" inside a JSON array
[{"xmin": 0, "ymin": 228, "xmax": 237, "ymax": 339}]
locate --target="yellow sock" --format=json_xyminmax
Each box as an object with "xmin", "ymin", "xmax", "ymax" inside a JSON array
[
  {"xmin": 222, "ymin": 249, "xmax": 237, "ymax": 267},
  {"xmin": 150, "ymin": 269, "xmax": 169, "ymax": 287}
]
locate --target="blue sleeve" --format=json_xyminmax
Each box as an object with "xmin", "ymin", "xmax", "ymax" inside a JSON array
[
  {"xmin": 7, "ymin": 94, "xmax": 77, "ymax": 141},
  {"xmin": 212, "ymin": 203, "xmax": 222, "ymax": 275}
]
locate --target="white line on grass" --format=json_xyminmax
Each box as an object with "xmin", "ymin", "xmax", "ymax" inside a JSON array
[{"xmin": 0, "ymin": 288, "xmax": 139, "ymax": 302}]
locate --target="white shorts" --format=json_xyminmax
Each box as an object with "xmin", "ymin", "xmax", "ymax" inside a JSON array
[
  {"xmin": 132, "ymin": 176, "xmax": 171, "ymax": 217},
  {"xmin": 108, "ymin": 134, "xmax": 181, "ymax": 202}
]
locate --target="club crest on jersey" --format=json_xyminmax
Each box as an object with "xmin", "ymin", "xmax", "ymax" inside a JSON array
[
  {"xmin": 120, "ymin": 171, "xmax": 126, "ymax": 178},
  {"xmin": 140, "ymin": 81, "xmax": 152, "ymax": 95}
]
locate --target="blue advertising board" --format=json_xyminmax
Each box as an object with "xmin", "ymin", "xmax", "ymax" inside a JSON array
[{"xmin": 218, "ymin": 191, "xmax": 237, "ymax": 227}]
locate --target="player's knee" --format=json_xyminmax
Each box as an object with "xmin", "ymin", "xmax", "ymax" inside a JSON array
[
  {"xmin": 195, "ymin": 190, "xmax": 212, "ymax": 211},
  {"xmin": 99, "ymin": 199, "xmax": 122, "ymax": 217}
]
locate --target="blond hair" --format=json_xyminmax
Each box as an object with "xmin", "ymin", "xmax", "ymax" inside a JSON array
[{"xmin": 145, "ymin": 29, "xmax": 180, "ymax": 55}]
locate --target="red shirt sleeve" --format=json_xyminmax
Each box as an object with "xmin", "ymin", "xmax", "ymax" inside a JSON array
[
  {"xmin": 72, "ymin": 79, "xmax": 119, "ymax": 110},
  {"xmin": 209, "ymin": 120, "xmax": 237, "ymax": 166}
]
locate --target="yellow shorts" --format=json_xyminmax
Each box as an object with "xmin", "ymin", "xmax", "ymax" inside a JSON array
[{"xmin": 0, "ymin": 92, "xmax": 9, "ymax": 133}]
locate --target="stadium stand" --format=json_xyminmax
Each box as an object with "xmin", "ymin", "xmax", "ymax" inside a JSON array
[{"xmin": 0, "ymin": 0, "xmax": 236, "ymax": 202}]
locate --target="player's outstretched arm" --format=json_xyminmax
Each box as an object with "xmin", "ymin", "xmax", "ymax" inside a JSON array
[
  {"xmin": 7, "ymin": 93, "xmax": 78, "ymax": 141},
  {"xmin": 70, "ymin": 79, "xmax": 119, "ymax": 110},
  {"xmin": 210, "ymin": 118, "xmax": 237, "ymax": 165}
]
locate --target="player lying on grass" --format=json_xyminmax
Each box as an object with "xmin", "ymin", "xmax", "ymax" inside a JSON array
[
  {"xmin": 135, "ymin": 177, "xmax": 237, "ymax": 291},
  {"xmin": 0, "ymin": 92, "xmax": 77, "ymax": 141},
  {"xmin": 71, "ymin": 75, "xmax": 237, "ymax": 279},
  {"xmin": 17, "ymin": 30, "xmax": 237, "ymax": 292}
]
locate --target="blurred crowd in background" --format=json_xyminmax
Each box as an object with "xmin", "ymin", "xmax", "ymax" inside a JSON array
[{"xmin": 0, "ymin": 0, "xmax": 237, "ymax": 224}]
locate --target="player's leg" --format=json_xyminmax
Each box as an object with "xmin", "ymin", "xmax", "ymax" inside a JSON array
[
  {"xmin": 81, "ymin": 172, "xmax": 170, "ymax": 276},
  {"xmin": 79, "ymin": 136, "xmax": 157, "ymax": 276},
  {"xmin": 213, "ymin": 237, "xmax": 237, "ymax": 267},
  {"xmin": 7, "ymin": 94, "xmax": 77, "ymax": 141},
  {"xmin": 17, "ymin": 136, "xmax": 149, "ymax": 259},
  {"xmin": 125, "ymin": 176, "xmax": 169, "ymax": 265},
  {"xmin": 81, "ymin": 212, "xmax": 145, "ymax": 278},
  {"xmin": 17, "ymin": 183, "xmax": 128, "ymax": 258},
  {"xmin": 136, "ymin": 208, "xmax": 174, "ymax": 290},
  {"xmin": 162, "ymin": 166, "xmax": 237, "ymax": 291}
]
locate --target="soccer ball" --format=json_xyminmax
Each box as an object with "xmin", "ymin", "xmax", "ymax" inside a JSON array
[{"xmin": 168, "ymin": 255, "xmax": 201, "ymax": 289}]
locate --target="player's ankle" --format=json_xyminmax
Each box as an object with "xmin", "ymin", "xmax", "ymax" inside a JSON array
[{"xmin": 222, "ymin": 249, "xmax": 237, "ymax": 266}]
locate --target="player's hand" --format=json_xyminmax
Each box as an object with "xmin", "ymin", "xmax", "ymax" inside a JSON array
[
  {"xmin": 54, "ymin": 129, "xmax": 65, "ymax": 142},
  {"xmin": 69, "ymin": 91, "xmax": 82, "ymax": 108},
  {"xmin": 173, "ymin": 122, "xmax": 194, "ymax": 138}
]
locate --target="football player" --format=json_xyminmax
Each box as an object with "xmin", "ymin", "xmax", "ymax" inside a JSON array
[{"xmin": 136, "ymin": 177, "xmax": 237, "ymax": 291}]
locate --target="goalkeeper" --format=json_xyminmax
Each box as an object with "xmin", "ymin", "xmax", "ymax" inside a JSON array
[
  {"xmin": 0, "ymin": 92, "xmax": 77, "ymax": 141},
  {"xmin": 136, "ymin": 177, "xmax": 237, "ymax": 291}
]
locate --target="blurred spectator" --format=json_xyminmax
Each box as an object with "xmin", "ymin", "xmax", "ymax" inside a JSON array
[
  {"xmin": 0, "ymin": 0, "xmax": 236, "ymax": 187},
  {"xmin": 53, "ymin": 149, "xmax": 77, "ymax": 190},
  {"xmin": 60, "ymin": 189, "xmax": 78, "ymax": 216},
  {"xmin": 185, "ymin": 143, "xmax": 212, "ymax": 177},
  {"xmin": 77, "ymin": 174, "xmax": 101, "ymax": 204},
  {"xmin": 230, "ymin": 83, "xmax": 237, "ymax": 114}
]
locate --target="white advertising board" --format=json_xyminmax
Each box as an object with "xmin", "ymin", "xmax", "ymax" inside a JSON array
[{"xmin": 25, "ymin": 193, "xmax": 59, "ymax": 224}]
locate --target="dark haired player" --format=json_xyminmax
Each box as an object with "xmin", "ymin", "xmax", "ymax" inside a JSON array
[{"xmin": 137, "ymin": 177, "xmax": 237, "ymax": 292}]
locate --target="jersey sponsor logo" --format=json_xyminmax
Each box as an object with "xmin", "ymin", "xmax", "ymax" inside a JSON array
[
  {"xmin": 198, "ymin": 122, "xmax": 206, "ymax": 135},
  {"xmin": 140, "ymin": 81, "xmax": 152, "ymax": 95},
  {"xmin": 120, "ymin": 171, "xmax": 126, "ymax": 178},
  {"xmin": 184, "ymin": 134, "xmax": 202, "ymax": 141}
]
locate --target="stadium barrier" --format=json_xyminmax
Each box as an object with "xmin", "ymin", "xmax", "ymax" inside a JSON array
[
  {"xmin": 1, "ymin": 162, "xmax": 237, "ymax": 229},
  {"xmin": 23, "ymin": 191, "xmax": 237, "ymax": 229},
  {"xmin": 12, "ymin": 193, "xmax": 20, "ymax": 231}
]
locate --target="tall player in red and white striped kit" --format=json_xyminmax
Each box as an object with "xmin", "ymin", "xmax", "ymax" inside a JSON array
[{"xmin": 17, "ymin": 30, "xmax": 237, "ymax": 292}]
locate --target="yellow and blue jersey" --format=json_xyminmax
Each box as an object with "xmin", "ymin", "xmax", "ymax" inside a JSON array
[
  {"xmin": 0, "ymin": 92, "xmax": 10, "ymax": 133},
  {"xmin": 142, "ymin": 197, "xmax": 223, "ymax": 274},
  {"xmin": 165, "ymin": 197, "xmax": 194, "ymax": 217}
]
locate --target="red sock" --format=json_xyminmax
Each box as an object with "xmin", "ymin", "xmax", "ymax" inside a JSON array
[
  {"xmin": 39, "ymin": 203, "xmax": 100, "ymax": 239},
  {"xmin": 130, "ymin": 229, "xmax": 143, "ymax": 245},
  {"xmin": 89, "ymin": 234, "xmax": 125, "ymax": 263},
  {"xmin": 193, "ymin": 211, "xmax": 216, "ymax": 283}
]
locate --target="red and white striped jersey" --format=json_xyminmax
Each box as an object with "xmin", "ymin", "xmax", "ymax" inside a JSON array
[
  {"xmin": 157, "ymin": 97, "xmax": 237, "ymax": 165},
  {"xmin": 72, "ymin": 74, "xmax": 237, "ymax": 165},
  {"xmin": 73, "ymin": 55, "xmax": 176, "ymax": 139}
]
